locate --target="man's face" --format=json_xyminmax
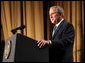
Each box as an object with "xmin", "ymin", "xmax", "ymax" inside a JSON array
[{"xmin": 49, "ymin": 8, "xmax": 60, "ymax": 24}]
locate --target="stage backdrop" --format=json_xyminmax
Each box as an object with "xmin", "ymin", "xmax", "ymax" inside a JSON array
[{"xmin": 1, "ymin": 1, "xmax": 84, "ymax": 62}]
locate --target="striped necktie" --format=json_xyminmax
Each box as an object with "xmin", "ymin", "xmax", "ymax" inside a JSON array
[{"xmin": 52, "ymin": 26, "xmax": 57, "ymax": 37}]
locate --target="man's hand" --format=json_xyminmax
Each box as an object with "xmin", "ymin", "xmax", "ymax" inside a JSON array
[{"xmin": 37, "ymin": 40, "xmax": 50, "ymax": 48}]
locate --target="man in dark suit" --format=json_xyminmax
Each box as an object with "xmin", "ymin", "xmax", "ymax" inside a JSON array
[{"xmin": 37, "ymin": 6, "xmax": 75, "ymax": 62}]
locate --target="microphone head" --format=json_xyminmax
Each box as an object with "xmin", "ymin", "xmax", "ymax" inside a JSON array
[
  {"xmin": 19, "ymin": 25, "xmax": 26, "ymax": 30},
  {"xmin": 11, "ymin": 25, "xmax": 26, "ymax": 34}
]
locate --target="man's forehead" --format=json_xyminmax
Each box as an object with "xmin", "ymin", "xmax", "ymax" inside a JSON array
[{"xmin": 49, "ymin": 8, "xmax": 57, "ymax": 13}]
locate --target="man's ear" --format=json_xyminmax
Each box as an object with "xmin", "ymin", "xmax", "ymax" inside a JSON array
[{"xmin": 59, "ymin": 13, "xmax": 63, "ymax": 18}]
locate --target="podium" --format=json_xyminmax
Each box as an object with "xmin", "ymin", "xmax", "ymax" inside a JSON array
[{"xmin": 2, "ymin": 33, "xmax": 49, "ymax": 62}]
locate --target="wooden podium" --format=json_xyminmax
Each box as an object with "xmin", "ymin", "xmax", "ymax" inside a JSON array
[{"xmin": 2, "ymin": 33, "xmax": 49, "ymax": 62}]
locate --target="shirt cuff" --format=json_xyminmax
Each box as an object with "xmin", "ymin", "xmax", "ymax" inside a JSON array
[{"xmin": 49, "ymin": 40, "xmax": 52, "ymax": 44}]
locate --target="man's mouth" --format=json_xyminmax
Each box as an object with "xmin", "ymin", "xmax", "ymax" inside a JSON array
[{"xmin": 51, "ymin": 19, "xmax": 54, "ymax": 21}]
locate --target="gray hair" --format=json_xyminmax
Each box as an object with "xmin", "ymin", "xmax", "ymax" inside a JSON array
[{"xmin": 50, "ymin": 6, "xmax": 64, "ymax": 17}]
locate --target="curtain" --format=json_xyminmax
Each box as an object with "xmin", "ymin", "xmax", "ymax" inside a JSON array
[
  {"xmin": 1, "ymin": 1, "xmax": 44, "ymax": 41},
  {"xmin": 47, "ymin": 1, "xmax": 84, "ymax": 62}
]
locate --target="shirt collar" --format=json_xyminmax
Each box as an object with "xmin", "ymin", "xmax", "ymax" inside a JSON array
[{"xmin": 55, "ymin": 18, "xmax": 64, "ymax": 27}]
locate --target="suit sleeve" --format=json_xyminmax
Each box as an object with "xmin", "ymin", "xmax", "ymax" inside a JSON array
[{"xmin": 50, "ymin": 23, "xmax": 75, "ymax": 48}]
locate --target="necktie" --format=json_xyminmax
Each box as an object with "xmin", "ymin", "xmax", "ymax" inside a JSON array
[{"xmin": 52, "ymin": 26, "xmax": 57, "ymax": 37}]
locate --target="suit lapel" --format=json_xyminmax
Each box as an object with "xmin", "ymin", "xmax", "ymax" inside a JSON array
[{"xmin": 51, "ymin": 20, "xmax": 65, "ymax": 39}]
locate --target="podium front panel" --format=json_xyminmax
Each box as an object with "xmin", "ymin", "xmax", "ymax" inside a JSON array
[{"xmin": 3, "ymin": 34, "xmax": 17, "ymax": 62}]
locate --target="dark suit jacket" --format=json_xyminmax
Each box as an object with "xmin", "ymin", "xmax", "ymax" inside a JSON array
[{"xmin": 49, "ymin": 20, "xmax": 75, "ymax": 62}]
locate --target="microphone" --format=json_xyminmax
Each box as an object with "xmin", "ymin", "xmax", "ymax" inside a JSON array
[{"xmin": 11, "ymin": 25, "xmax": 26, "ymax": 34}]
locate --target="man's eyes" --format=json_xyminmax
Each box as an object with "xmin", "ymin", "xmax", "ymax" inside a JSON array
[{"xmin": 51, "ymin": 12, "xmax": 56, "ymax": 15}]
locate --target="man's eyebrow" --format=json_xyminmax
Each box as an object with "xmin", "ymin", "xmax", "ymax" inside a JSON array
[{"xmin": 50, "ymin": 12, "xmax": 57, "ymax": 14}]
